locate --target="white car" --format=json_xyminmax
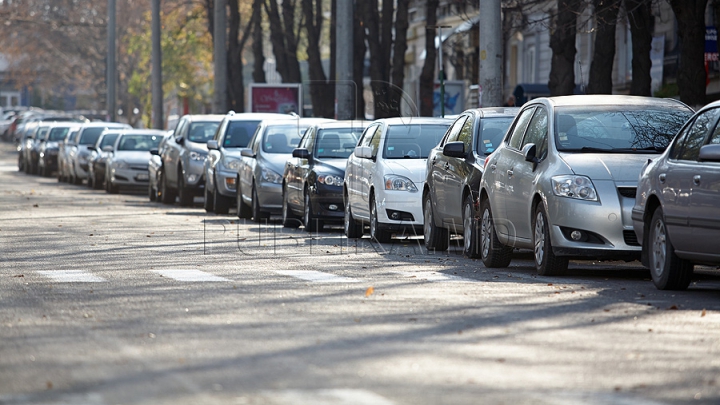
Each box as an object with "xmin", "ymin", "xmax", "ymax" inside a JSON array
[
  {"xmin": 104, "ymin": 129, "xmax": 166, "ymax": 193},
  {"xmin": 343, "ymin": 117, "xmax": 452, "ymax": 242}
]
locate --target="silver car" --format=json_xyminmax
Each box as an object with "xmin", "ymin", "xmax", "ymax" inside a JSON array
[
  {"xmin": 632, "ymin": 99, "xmax": 720, "ymax": 290},
  {"xmin": 104, "ymin": 130, "xmax": 165, "ymax": 193},
  {"xmin": 479, "ymin": 95, "xmax": 693, "ymax": 275},
  {"xmin": 68, "ymin": 122, "xmax": 131, "ymax": 185}
]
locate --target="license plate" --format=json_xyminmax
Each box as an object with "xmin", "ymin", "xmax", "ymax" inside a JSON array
[{"xmin": 136, "ymin": 173, "xmax": 149, "ymax": 181}]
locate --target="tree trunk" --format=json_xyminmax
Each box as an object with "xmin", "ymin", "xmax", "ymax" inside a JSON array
[
  {"xmin": 353, "ymin": 4, "xmax": 366, "ymax": 119},
  {"xmin": 252, "ymin": 0, "xmax": 266, "ymax": 83},
  {"xmin": 360, "ymin": 0, "xmax": 395, "ymax": 118},
  {"xmin": 548, "ymin": 0, "xmax": 585, "ymax": 96},
  {"xmin": 227, "ymin": 0, "xmax": 243, "ymax": 112},
  {"xmin": 669, "ymin": 0, "xmax": 709, "ymax": 107},
  {"xmin": 388, "ymin": 0, "xmax": 409, "ymax": 116},
  {"xmin": 586, "ymin": 0, "xmax": 619, "ymax": 94},
  {"xmin": 265, "ymin": 0, "xmax": 301, "ymax": 83},
  {"xmin": 302, "ymin": 0, "xmax": 334, "ymax": 117},
  {"xmin": 420, "ymin": 0, "xmax": 439, "ymax": 117},
  {"xmin": 627, "ymin": 0, "xmax": 653, "ymax": 96}
]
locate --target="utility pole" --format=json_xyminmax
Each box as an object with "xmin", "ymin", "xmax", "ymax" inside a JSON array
[
  {"xmin": 478, "ymin": 0, "xmax": 502, "ymax": 107},
  {"xmin": 106, "ymin": 0, "xmax": 116, "ymax": 122},
  {"xmin": 213, "ymin": 0, "xmax": 227, "ymax": 114},
  {"xmin": 335, "ymin": 0, "xmax": 354, "ymax": 120},
  {"xmin": 151, "ymin": 0, "xmax": 164, "ymax": 129}
]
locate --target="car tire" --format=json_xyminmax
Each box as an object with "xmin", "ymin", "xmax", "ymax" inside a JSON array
[
  {"xmin": 107, "ymin": 178, "xmax": 119, "ymax": 194},
  {"xmin": 213, "ymin": 179, "xmax": 231, "ymax": 215},
  {"xmin": 480, "ymin": 198, "xmax": 512, "ymax": 268},
  {"xmin": 251, "ymin": 185, "xmax": 268, "ymax": 222},
  {"xmin": 87, "ymin": 172, "xmax": 94, "ymax": 188},
  {"xmin": 204, "ymin": 179, "xmax": 215, "ymax": 213},
  {"xmin": 177, "ymin": 169, "xmax": 193, "ymax": 207},
  {"xmin": 281, "ymin": 185, "xmax": 300, "ymax": 228},
  {"xmin": 303, "ymin": 190, "xmax": 323, "ymax": 232},
  {"xmin": 344, "ymin": 196, "xmax": 363, "ymax": 239},
  {"xmin": 93, "ymin": 173, "xmax": 103, "ymax": 190},
  {"xmin": 237, "ymin": 179, "xmax": 252, "ymax": 219},
  {"xmin": 423, "ymin": 193, "xmax": 449, "ymax": 251},
  {"xmin": 370, "ymin": 194, "xmax": 392, "ymax": 243},
  {"xmin": 462, "ymin": 194, "xmax": 481, "ymax": 258},
  {"xmin": 533, "ymin": 203, "xmax": 568, "ymax": 276},
  {"xmin": 148, "ymin": 180, "xmax": 157, "ymax": 201},
  {"xmin": 160, "ymin": 171, "xmax": 176, "ymax": 204},
  {"xmin": 18, "ymin": 154, "xmax": 24, "ymax": 171},
  {"xmin": 648, "ymin": 207, "xmax": 693, "ymax": 290}
]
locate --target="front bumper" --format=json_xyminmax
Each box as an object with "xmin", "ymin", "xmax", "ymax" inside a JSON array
[
  {"xmin": 111, "ymin": 168, "xmax": 150, "ymax": 187},
  {"xmin": 309, "ymin": 188, "xmax": 344, "ymax": 221},
  {"xmin": 376, "ymin": 189, "xmax": 424, "ymax": 231},
  {"xmin": 257, "ymin": 181, "xmax": 282, "ymax": 212},
  {"xmin": 215, "ymin": 169, "xmax": 237, "ymax": 198}
]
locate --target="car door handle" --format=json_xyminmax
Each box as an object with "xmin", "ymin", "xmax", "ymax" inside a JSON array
[
  {"xmin": 444, "ymin": 162, "xmax": 450, "ymax": 170},
  {"xmin": 489, "ymin": 163, "xmax": 496, "ymax": 171},
  {"xmin": 693, "ymin": 175, "xmax": 701, "ymax": 185},
  {"xmin": 658, "ymin": 173, "xmax": 666, "ymax": 183},
  {"xmin": 507, "ymin": 169, "xmax": 514, "ymax": 177}
]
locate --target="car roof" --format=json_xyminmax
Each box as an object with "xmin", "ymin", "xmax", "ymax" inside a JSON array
[
  {"xmin": 466, "ymin": 107, "xmax": 521, "ymax": 118},
  {"xmin": 80, "ymin": 121, "xmax": 131, "ymax": 128},
  {"xmin": 375, "ymin": 117, "xmax": 454, "ymax": 125},
  {"xmin": 115, "ymin": 129, "xmax": 167, "ymax": 136},
  {"xmin": 226, "ymin": 112, "xmax": 294, "ymax": 121},
  {"xmin": 537, "ymin": 95, "xmax": 691, "ymax": 109},
  {"xmin": 311, "ymin": 120, "xmax": 370, "ymax": 130},
  {"xmin": 182, "ymin": 114, "xmax": 226, "ymax": 122}
]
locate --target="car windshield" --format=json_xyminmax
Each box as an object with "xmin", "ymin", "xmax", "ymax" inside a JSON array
[
  {"xmin": 477, "ymin": 117, "xmax": 514, "ymax": 155},
  {"xmin": 262, "ymin": 125, "xmax": 305, "ymax": 154},
  {"xmin": 187, "ymin": 122, "xmax": 220, "ymax": 143},
  {"xmin": 315, "ymin": 128, "xmax": 362, "ymax": 158},
  {"xmin": 222, "ymin": 120, "xmax": 261, "ymax": 148},
  {"xmin": 36, "ymin": 127, "xmax": 49, "ymax": 140},
  {"xmin": 384, "ymin": 124, "xmax": 450, "ymax": 159},
  {"xmin": 117, "ymin": 134, "xmax": 163, "ymax": 151},
  {"xmin": 554, "ymin": 106, "xmax": 693, "ymax": 152},
  {"xmin": 99, "ymin": 133, "xmax": 119, "ymax": 148},
  {"xmin": 79, "ymin": 128, "xmax": 107, "ymax": 145},
  {"xmin": 48, "ymin": 127, "xmax": 70, "ymax": 141}
]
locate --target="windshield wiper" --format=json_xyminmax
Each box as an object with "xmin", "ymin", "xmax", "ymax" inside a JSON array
[{"xmin": 611, "ymin": 146, "xmax": 666, "ymax": 153}]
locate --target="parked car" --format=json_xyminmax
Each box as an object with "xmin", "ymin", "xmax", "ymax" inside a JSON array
[
  {"xmin": 37, "ymin": 123, "xmax": 82, "ymax": 177},
  {"xmin": 281, "ymin": 120, "xmax": 368, "ymax": 231},
  {"xmin": 632, "ymin": 100, "xmax": 720, "ymax": 290},
  {"xmin": 236, "ymin": 117, "xmax": 335, "ymax": 221},
  {"xmin": 87, "ymin": 130, "xmax": 122, "ymax": 189},
  {"xmin": 203, "ymin": 112, "xmax": 291, "ymax": 214},
  {"xmin": 479, "ymin": 95, "xmax": 693, "ymax": 275},
  {"xmin": 158, "ymin": 114, "xmax": 224, "ymax": 206},
  {"xmin": 68, "ymin": 122, "xmax": 131, "ymax": 185},
  {"xmin": 148, "ymin": 131, "xmax": 175, "ymax": 201},
  {"xmin": 23, "ymin": 122, "xmax": 52, "ymax": 174},
  {"xmin": 343, "ymin": 117, "xmax": 453, "ymax": 242},
  {"xmin": 424, "ymin": 107, "xmax": 519, "ymax": 256},
  {"xmin": 57, "ymin": 127, "xmax": 81, "ymax": 183},
  {"xmin": 104, "ymin": 130, "xmax": 165, "ymax": 193},
  {"xmin": 17, "ymin": 121, "xmax": 39, "ymax": 172}
]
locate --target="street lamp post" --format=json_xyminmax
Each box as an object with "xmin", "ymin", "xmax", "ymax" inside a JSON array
[{"xmin": 427, "ymin": 25, "xmax": 451, "ymax": 117}]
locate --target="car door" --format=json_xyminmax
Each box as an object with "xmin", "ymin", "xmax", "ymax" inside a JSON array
[
  {"xmin": 442, "ymin": 114, "xmax": 476, "ymax": 229},
  {"xmin": 505, "ymin": 106, "xmax": 548, "ymax": 243},
  {"xmin": 362, "ymin": 123, "xmax": 385, "ymax": 217},
  {"xmin": 288, "ymin": 128, "xmax": 314, "ymax": 208},
  {"xmin": 431, "ymin": 115, "xmax": 467, "ymax": 224},
  {"xmin": 165, "ymin": 118, "xmax": 187, "ymax": 186},
  {"xmin": 487, "ymin": 106, "xmax": 536, "ymax": 242},
  {"xmin": 688, "ymin": 112, "xmax": 720, "ymax": 255}
]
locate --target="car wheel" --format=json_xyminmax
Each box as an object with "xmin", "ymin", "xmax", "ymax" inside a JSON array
[
  {"xmin": 480, "ymin": 198, "xmax": 512, "ymax": 268},
  {"xmin": 178, "ymin": 169, "xmax": 193, "ymax": 207},
  {"xmin": 148, "ymin": 180, "xmax": 157, "ymax": 201},
  {"xmin": 251, "ymin": 185, "xmax": 268, "ymax": 221},
  {"xmin": 648, "ymin": 207, "xmax": 693, "ymax": 290},
  {"xmin": 533, "ymin": 203, "xmax": 568, "ymax": 276},
  {"xmin": 344, "ymin": 196, "xmax": 363, "ymax": 239},
  {"xmin": 160, "ymin": 170, "xmax": 176, "ymax": 204},
  {"xmin": 237, "ymin": 177, "xmax": 252, "ymax": 219},
  {"xmin": 303, "ymin": 190, "xmax": 323, "ymax": 232},
  {"xmin": 18, "ymin": 154, "xmax": 24, "ymax": 171},
  {"xmin": 107, "ymin": 178, "xmax": 119, "ymax": 194},
  {"xmin": 213, "ymin": 179, "xmax": 231, "ymax": 214},
  {"xmin": 86, "ymin": 172, "xmax": 94, "ymax": 188},
  {"xmin": 370, "ymin": 194, "xmax": 392, "ymax": 243},
  {"xmin": 93, "ymin": 173, "xmax": 103, "ymax": 190},
  {"xmin": 203, "ymin": 178, "xmax": 215, "ymax": 213},
  {"xmin": 423, "ymin": 193, "xmax": 449, "ymax": 251},
  {"xmin": 462, "ymin": 194, "xmax": 480, "ymax": 258},
  {"xmin": 281, "ymin": 185, "xmax": 300, "ymax": 228}
]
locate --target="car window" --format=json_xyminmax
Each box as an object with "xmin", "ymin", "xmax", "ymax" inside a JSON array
[
  {"xmin": 521, "ymin": 107, "xmax": 549, "ymax": 159},
  {"xmin": 78, "ymin": 127, "xmax": 106, "ymax": 145},
  {"xmin": 457, "ymin": 116, "xmax": 474, "ymax": 147},
  {"xmin": 315, "ymin": 128, "xmax": 361, "ymax": 158},
  {"xmin": 48, "ymin": 127, "xmax": 70, "ymax": 142},
  {"xmin": 670, "ymin": 108, "xmax": 720, "ymax": 160},
  {"xmin": 507, "ymin": 107, "xmax": 536, "ymax": 150},
  {"xmin": 223, "ymin": 120, "xmax": 260, "ymax": 148},
  {"xmin": 187, "ymin": 122, "xmax": 220, "ymax": 143},
  {"xmin": 358, "ymin": 124, "xmax": 380, "ymax": 148},
  {"xmin": 711, "ymin": 121, "xmax": 720, "ymax": 144},
  {"xmin": 175, "ymin": 119, "xmax": 188, "ymax": 139},
  {"xmin": 99, "ymin": 134, "xmax": 119, "ymax": 148},
  {"xmin": 261, "ymin": 125, "xmax": 306, "ymax": 154},
  {"xmin": 36, "ymin": 127, "xmax": 50, "ymax": 140},
  {"xmin": 117, "ymin": 134, "xmax": 163, "ymax": 151},
  {"xmin": 298, "ymin": 127, "xmax": 314, "ymax": 150},
  {"xmin": 384, "ymin": 123, "xmax": 450, "ymax": 159},
  {"xmin": 441, "ymin": 116, "xmax": 468, "ymax": 145},
  {"xmin": 477, "ymin": 117, "xmax": 514, "ymax": 155}
]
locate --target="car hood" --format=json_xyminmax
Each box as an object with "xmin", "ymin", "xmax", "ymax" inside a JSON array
[
  {"xmin": 113, "ymin": 151, "xmax": 152, "ymax": 164},
  {"xmin": 260, "ymin": 152, "xmax": 292, "ymax": 175},
  {"xmin": 187, "ymin": 140, "xmax": 209, "ymax": 153},
  {"xmin": 383, "ymin": 159, "xmax": 428, "ymax": 183},
  {"xmin": 313, "ymin": 158, "xmax": 347, "ymax": 175},
  {"xmin": 559, "ymin": 153, "xmax": 653, "ymax": 183}
]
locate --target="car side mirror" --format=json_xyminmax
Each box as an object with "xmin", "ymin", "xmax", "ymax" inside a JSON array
[
  {"xmin": 292, "ymin": 148, "xmax": 311, "ymax": 159},
  {"xmin": 207, "ymin": 140, "xmax": 219, "ymax": 150},
  {"xmin": 354, "ymin": 145, "xmax": 373, "ymax": 159},
  {"xmin": 240, "ymin": 148, "xmax": 255, "ymax": 158},
  {"xmin": 88, "ymin": 145, "xmax": 96, "ymax": 151},
  {"xmin": 522, "ymin": 143, "xmax": 540, "ymax": 171},
  {"xmin": 150, "ymin": 148, "xmax": 159, "ymax": 156},
  {"xmin": 442, "ymin": 141, "xmax": 467, "ymax": 158},
  {"xmin": 698, "ymin": 144, "xmax": 720, "ymax": 162},
  {"xmin": 102, "ymin": 145, "xmax": 114, "ymax": 153},
  {"xmin": 175, "ymin": 136, "xmax": 184, "ymax": 145}
]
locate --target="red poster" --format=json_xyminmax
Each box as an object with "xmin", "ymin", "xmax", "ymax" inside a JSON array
[{"xmin": 249, "ymin": 84, "xmax": 301, "ymax": 115}]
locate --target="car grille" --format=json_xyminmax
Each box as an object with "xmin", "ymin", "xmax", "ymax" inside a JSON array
[
  {"xmin": 130, "ymin": 165, "xmax": 149, "ymax": 171},
  {"xmin": 623, "ymin": 230, "xmax": 640, "ymax": 246},
  {"xmin": 617, "ymin": 187, "xmax": 637, "ymax": 198}
]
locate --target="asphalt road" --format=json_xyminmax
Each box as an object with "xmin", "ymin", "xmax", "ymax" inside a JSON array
[{"xmin": 1, "ymin": 140, "xmax": 719, "ymax": 405}]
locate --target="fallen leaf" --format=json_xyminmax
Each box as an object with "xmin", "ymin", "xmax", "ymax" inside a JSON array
[
  {"xmin": 32, "ymin": 204, "xmax": 39, "ymax": 208},
  {"xmin": 667, "ymin": 305, "xmax": 679, "ymax": 310},
  {"xmin": 701, "ymin": 309, "xmax": 707, "ymax": 317},
  {"xmin": 46, "ymin": 381, "xmax": 52, "ymax": 390},
  {"xmin": 365, "ymin": 287, "xmax": 374, "ymax": 297},
  {"xmin": 547, "ymin": 283, "xmax": 553, "ymax": 286},
  {"xmin": 12, "ymin": 274, "xmax": 24, "ymax": 278}
]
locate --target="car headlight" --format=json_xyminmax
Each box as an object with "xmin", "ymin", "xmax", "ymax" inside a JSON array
[
  {"xmin": 189, "ymin": 151, "xmax": 206, "ymax": 161},
  {"xmin": 261, "ymin": 168, "xmax": 283, "ymax": 184},
  {"xmin": 384, "ymin": 175, "xmax": 418, "ymax": 192},
  {"xmin": 318, "ymin": 174, "xmax": 343, "ymax": 186},
  {"xmin": 552, "ymin": 175, "xmax": 598, "ymax": 201},
  {"xmin": 223, "ymin": 157, "xmax": 241, "ymax": 170},
  {"xmin": 114, "ymin": 160, "xmax": 129, "ymax": 170}
]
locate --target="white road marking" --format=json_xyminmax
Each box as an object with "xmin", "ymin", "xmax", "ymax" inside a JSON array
[
  {"xmin": 261, "ymin": 388, "xmax": 395, "ymax": 405},
  {"xmin": 0, "ymin": 164, "xmax": 19, "ymax": 172},
  {"xmin": 275, "ymin": 270, "xmax": 359, "ymax": 283},
  {"xmin": 37, "ymin": 270, "xmax": 106, "ymax": 283},
  {"xmin": 151, "ymin": 269, "xmax": 230, "ymax": 282},
  {"xmin": 396, "ymin": 271, "xmax": 468, "ymax": 282}
]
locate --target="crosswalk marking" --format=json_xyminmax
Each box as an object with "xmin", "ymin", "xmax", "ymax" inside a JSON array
[
  {"xmin": 261, "ymin": 389, "xmax": 395, "ymax": 405},
  {"xmin": 150, "ymin": 269, "xmax": 230, "ymax": 282},
  {"xmin": 395, "ymin": 271, "xmax": 467, "ymax": 282},
  {"xmin": 275, "ymin": 270, "xmax": 359, "ymax": 283},
  {"xmin": 37, "ymin": 270, "xmax": 106, "ymax": 283}
]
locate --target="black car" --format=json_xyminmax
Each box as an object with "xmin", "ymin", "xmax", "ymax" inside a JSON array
[
  {"xmin": 282, "ymin": 121, "xmax": 367, "ymax": 231},
  {"xmin": 423, "ymin": 107, "xmax": 519, "ymax": 256},
  {"xmin": 87, "ymin": 130, "xmax": 121, "ymax": 189}
]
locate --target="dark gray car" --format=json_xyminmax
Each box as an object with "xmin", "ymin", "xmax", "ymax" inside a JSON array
[{"xmin": 632, "ymin": 99, "xmax": 720, "ymax": 290}]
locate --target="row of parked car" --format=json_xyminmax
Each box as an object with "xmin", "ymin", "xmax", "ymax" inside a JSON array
[{"xmin": 14, "ymin": 95, "xmax": 720, "ymax": 291}]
